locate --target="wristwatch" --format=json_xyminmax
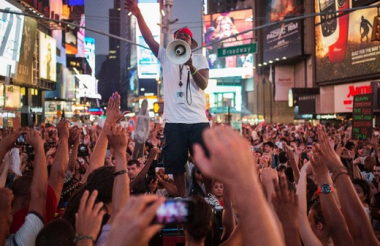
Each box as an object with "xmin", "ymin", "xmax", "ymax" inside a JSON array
[{"xmin": 315, "ymin": 184, "xmax": 334, "ymax": 195}]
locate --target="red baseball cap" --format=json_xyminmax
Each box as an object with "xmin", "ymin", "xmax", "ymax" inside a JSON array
[{"xmin": 173, "ymin": 27, "xmax": 198, "ymax": 49}]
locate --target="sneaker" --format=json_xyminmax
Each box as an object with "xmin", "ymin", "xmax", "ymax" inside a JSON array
[{"xmin": 204, "ymin": 193, "xmax": 223, "ymax": 211}]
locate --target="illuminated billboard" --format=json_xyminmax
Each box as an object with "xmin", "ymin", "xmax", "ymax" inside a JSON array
[
  {"xmin": 15, "ymin": 16, "xmax": 37, "ymax": 85},
  {"xmin": 85, "ymin": 37, "xmax": 95, "ymax": 77},
  {"xmin": 0, "ymin": 0, "xmax": 24, "ymax": 78},
  {"xmin": 315, "ymin": 1, "xmax": 380, "ymax": 83},
  {"xmin": 262, "ymin": 0, "xmax": 303, "ymax": 64},
  {"xmin": 135, "ymin": 2, "xmax": 161, "ymax": 79},
  {"xmin": 204, "ymin": 9, "xmax": 254, "ymax": 78},
  {"xmin": 39, "ymin": 32, "xmax": 57, "ymax": 82},
  {"xmin": 76, "ymin": 14, "xmax": 85, "ymax": 58}
]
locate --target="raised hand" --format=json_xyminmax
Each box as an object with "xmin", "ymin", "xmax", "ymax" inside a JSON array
[
  {"xmin": 25, "ymin": 129, "xmax": 44, "ymax": 150},
  {"xmin": 56, "ymin": 120, "xmax": 70, "ymax": 139},
  {"xmin": 0, "ymin": 131, "xmax": 19, "ymax": 154},
  {"xmin": 105, "ymin": 124, "xmax": 128, "ymax": 150},
  {"xmin": 317, "ymin": 127, "xmax": 344, "ymax": 172},
  {"xmin": 75, "ymin": 190, "xmax": 106, "ymax": 242},
  {"xmin": 105, "ymin": 92, "xmax": 127, "ymax": 124},
  {"xmin": 124, "ymin": 0, "xmax": 141, "ymax": 17},
  {"xmin": 68, "ymin": 127, "xmax": 81, "ymax": 146}
]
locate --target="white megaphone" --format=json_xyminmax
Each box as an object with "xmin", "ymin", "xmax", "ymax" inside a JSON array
[{"xmin": 166, "ymin": 39, "xmax": 191, "ymax": 65}]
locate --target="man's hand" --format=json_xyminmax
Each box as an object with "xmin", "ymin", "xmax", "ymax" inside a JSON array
[
  {"xmin": 193, "ymin": 126, "xmax": 257, "ymax": 187},
  {"xmin": 106, "ymin": 195, "xmax": 164, "ymax": 246},
  {"xmin": 106, "ymin": 124, "xmax": 128, "ymax": 150},
  {"xmin": 75, "ymin": 190, "xmax": 106, "ymax": 242},
  {"xmin": 317, "ymin": 127, "xmax": 344, "ymax": 172},
  {"xmin": 105, "ymin": 92, "xmax": 127, "ymax": 124},
  {"xmin": 56, "ymin": 120, "xmax": 70, "ymax": 139},
  {"xmin": 0, "ymin": 131, "xmax": 19, "ymax": 154},
  {"xmin": 25, "ymin": 130, "xmax": 44, "ymax": 150},
  {"xmin": 68, "ymin": 127, "xmax": 81, "ymax": 146},
  {"xmin": 124, "ymin": 0, "xmax": 141, "ymax": 17}
]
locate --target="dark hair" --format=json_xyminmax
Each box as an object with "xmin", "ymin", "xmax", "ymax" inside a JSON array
[
  {"xmin": 36, "ymin": 219, "xmax": 75, "ymax": 246},
  {"xmin": 310, "ymin": 201, "xmax": 327, "ymax": 227},
  {"xmin": 278, "ymin": 151, "xmax": 288, "ymax": 164},
  {"xmin": 63, "ymin": 166, "xmax": 115, "ymax": 228},
  {"xmin": 352, "ymin": 178, "xmax": 370, "ymax": 205},
  {"xmin": 183, "ymin": 196, "xmax": 214, "ymax": 244},
  {"xmin": 128, "ymin": 159, "xmax": 140, "ymax": 168},
  {"xmin": 284, "ymin": 166, "xmax": 294, "ymax": 183},
  {"xmin": 11, "ymin": 176, "xmax": 32, "ymax": 197},
  {"xmin": 345, "ymin": 141, "xmax": 355, "ymax": 150}
]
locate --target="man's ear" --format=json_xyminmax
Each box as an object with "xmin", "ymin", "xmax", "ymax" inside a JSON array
[{"xmin": 317, "ymin": 221, "xmax": 324, "ymax": 230}]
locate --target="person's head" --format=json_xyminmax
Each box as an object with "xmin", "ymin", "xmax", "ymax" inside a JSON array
[
  {"xmin": 63, "ymin": 166, "xmax": 115, "ymax": 228},
  {"xmin": 278, "ymin": 151, "xmax": 288, "ymax": 164},
  {"xmin": 364, "ymin": 156, "xmax": 376, "ymax": 172},
  {"xmin": 127, "ymin": 159, "xmax": 141, "ymax": 180},
  {"xmin": 183, "ymin": 196, "xmax": 213, "ymax": 244},
  {"xmin": 308, "ymin": 201, "xmax": 331, "ymax": 240},
  {"xmin": 306, "ymin": 142, "xmax": 313, "ymax": 153},
  {"xmin": 192, "ymin": 166, "xmax": 203, "ymax": 182},
  {"xmin": 261, "ymin": 153, "xmax": 272, "ymax": 167},
  {"xmin": 215, "ymin": 15, "xmax": 237, "ymax": 35},
  {"xmin": 370, "ymin": 179, "xmax": 379, "ymax": 198},
  {"xmin": 140, "ymin": 99, "xmax": 148, "ymax": 113},
  {"xmin": 374, "ymin": 165, "xmax": 380, "ymax": 180},
  {"xmin": 352, "ymin": 178, "xmax": 370, "ymax": 205},
  {"xmin": 36, "ymin": 219, "xmax": 75, "ymax": 246},
  {"xmin": 11, "ymin": 175, "xmax": 32, "ymax": 203},
  {"xmin": 212, "ymin": 181, "xmax": 223, "ymax": 199},
  {"xmin": 263, "ymin": 141, "xmax": 274, "ymax": 153},
  {"xmin": 361, "ymin": 147, "xmax": 371, "ymax": 157},
  {"xmin": 173, "ymin": 27, "xmax": 198, "ymax": 49}
]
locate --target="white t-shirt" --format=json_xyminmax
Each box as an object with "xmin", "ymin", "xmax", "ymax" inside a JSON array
[
  {"xmin": 6, "ymin": 212, "xmax": 44, "ymax": 246},
  {"xmin": 158, "ymin": 46, "xmax": 209, "ymax": 124}
]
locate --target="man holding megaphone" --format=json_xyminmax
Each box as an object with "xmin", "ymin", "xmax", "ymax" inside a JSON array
[{"xmin": 125, "ymin": 0, "xmax": 211, "ymax": 198}]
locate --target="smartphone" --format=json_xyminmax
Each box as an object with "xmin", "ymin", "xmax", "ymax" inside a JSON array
[
  {"xmin": 16, "ymin": 133, "xmax": 27, "ymax": 145},
  {"xmin": 317, "ymin": 0, "xmax": 339, "ymax": 47},
  {"xmin": 328, "ymin": 0, "xmax": 349, "ymax": 62},
  {"xmin": 153, "ymin": 199, "xmax": 193, "ymax": 225}
]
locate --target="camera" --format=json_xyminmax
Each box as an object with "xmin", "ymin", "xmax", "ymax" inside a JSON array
[
  {"xmin": 16, "ymin": 133, "xmax": 27, "ymax": 145},
  {"xmin": 153, "ymin": 199, "xmax": 194, "ymax": 226},
  {"xmin": 77, "ymin": 143, "xmax": 89, "ymax": 157}
]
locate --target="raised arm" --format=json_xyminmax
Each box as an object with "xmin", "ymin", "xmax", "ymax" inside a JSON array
[
  {"xmin": 130, "ymin": 147, "xmax": 158, "ymax": 190},
  {"xmin": 297, "ymin": 163, "xmax": 323, "ymax": 246},
  {"xmin": 105, "ymin": 124, "xmax": 130, "ymax": 224},
  {"xmin": 26, "ymin": 130, "xmax": 47, "ymax": 217},
  {"xmin": 318, "ymin": 127, "xmax": 380, "ymax": 246},
  {"xmin": 68, "ymin": 128, "xmax": 81, "ymax": 174},
  {"xmin": 0, "ymin": 131, "xmax": 19, "ymax": 187},
  {"xmin": 309, "ymin": 145, "xmax": 355, "ymax": 246},
  {"xmin": 0, "ymin": 188, "xmax": 13, "ymax": 243},
  {"xmin": 193, "ymin": 126, "xmax": 284, "ymax": 246},
  {"xmin": 48, "ymin": 121, "xmax": 70, "ymax": 203},
  {"xmin": 125, "ymin": 0, "xmax": 159, "ymax": 57}
]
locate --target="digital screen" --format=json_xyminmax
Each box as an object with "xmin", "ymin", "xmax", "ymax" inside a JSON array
[
  {"xmin": 204, "ymin": 9, "xmax": 253, "ymax": 78},
  {"xmin": 315, "ymin": 1, "xmax": 380, "ymax": 83},
  {"xmin": 39, "ymin": 32, "xmax": 57, "ymax": 82}
]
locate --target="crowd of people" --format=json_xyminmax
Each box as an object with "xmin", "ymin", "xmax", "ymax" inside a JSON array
[{"xmin": 1, "ymin": 91, "xmax": 380, "ymax": 246}]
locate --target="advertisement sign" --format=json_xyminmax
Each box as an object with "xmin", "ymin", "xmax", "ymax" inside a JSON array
[
  {"xmin": 0, "ymin": 0, "xmax": 24, "ymax": 77},
  {"xmin": 76, "ymin": 14, "xmax": 85, "ymax": 58},
  {"xmin": 352, "ymin": 93, "xmax": 373, "ymax": 140},
  {"xmin": 39, "ymin": 32, "xmax": 57, "ymax": 82},
  {"xmin": 275, "ymin": 65, "xmax": 294, "ymax": 101},
  {"xmin": 334, "ymin": 81, "xmax": 371, "ymax": 112},
  {"xmin": 4, "ymin": 85, "xmax": 21, "ymax": 109},
  {"xmin": 352, "ymin": 0, "xmax": 378, "ymax": 7},
  {"xmin": 75, "ymin": 74, "xmax": 101, "ymax": 99},
  {"xmin": 136, "ymin": 3, "xmax": 161, "ymax": 79},
  {"xmin": 15, "ymin": 17, "xmax": 37, "ymax": 85},
  {"xmin": 204, "ymin": 9, "xmax": 254, "ymax": 78},
  {"xmin": 315, "ymin": 1, "xmax": 380, "ymax": 83},
  {"xmin": 262, "ymin": 0, "xmax": 303, "ymax": 64},
  {"xmin": 85, "ymin": 37, "xmax": 95, "ymax": 77}
]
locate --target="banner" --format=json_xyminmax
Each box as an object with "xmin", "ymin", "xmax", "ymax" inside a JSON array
[
  {"xmin": 262, "ymin": 0, "xmax": 303, "ymax": 64},
  {"xmin": 352, "ymin": 93, "xmax": 373, "ymax": 140},
  {"xmin": 204, "ymin": 9, "xmax": 254, "ymax": 78},
  {"xmin": 315, "ymin": 1, "xmax": 380, "ymax": 83},
  {"xmin": 0, "ymin": 0, "xmax": 24, "ymax": 77},
  {"xmin": 39, "ymin": 32, "xmax": 57, "ymax": 82},
  {"xmin": 15, "ymin": 17, "xmax": 37, "ymax": 85},
  {"xmin": 275, "ymin": 65, "xmax": 294, "ymax": 101},
  {"xmin": 334, "ymin": 81, "xmax": 371, "ymax": 112}
]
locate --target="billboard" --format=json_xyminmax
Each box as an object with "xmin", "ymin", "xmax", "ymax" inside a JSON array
[
  {"xmin": 262, "ymin": 0, "xmax": 303, "ymax": 64},
  {"xmin": 76, "ymin": 14, "xmax": 85, "ymax": 58},
  {"xmin": 85, "ymin": 37, "xmax": 95, "ymax": 77},
  {"xmin": 39, "ymin": 32, "xmax": 57, "ymax": 82},
  {"xmin": 315, "ymin": 1, "xmax": 380, "ymax": 83},
  {"xmin": 46, "ymin": 64, "xmax": 76, "ymax": 99},
  {"xmin": 15, "ymin": 17, "xmax": 37, "ymax": 85},
  {"xmin": 334, "ymin": 81, "xmax": 371, "ymax": 112},
  {"xmin": 136, "ymin": 2, "xmax": 161, "ymax": 79},
  {"xmin": 204, "ymin": 9, "xmax": 254, "ymax": 78},
  {"xmin": 0, "ymin": 0, "xmax": 24, "ymax": 77},
  {"xmin": 352, "ymin": 0, "xmax": 378, "ymax": 7}
]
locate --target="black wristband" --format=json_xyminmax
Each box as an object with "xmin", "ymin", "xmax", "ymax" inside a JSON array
[
  {"xmin": 113, "ymin": 169, "xmax": 128, "ymax": 177},
  {"xmin": 73, "ymin": 234, "xmax": 95, "ymax": 245}
]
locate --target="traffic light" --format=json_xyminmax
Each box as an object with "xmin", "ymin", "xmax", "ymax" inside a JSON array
[{"xmin": 153, "ymin": 102, "xmax": 164, "ymax": 114}]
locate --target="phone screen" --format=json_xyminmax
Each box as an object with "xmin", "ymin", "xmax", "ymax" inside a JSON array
[
  {"xmin": 16, "ymin": 133, "xmax": 27, "ymax": 145},
  {"xmin": 154, "ymin": 199, "xmax": 193, "ymax": 225}
]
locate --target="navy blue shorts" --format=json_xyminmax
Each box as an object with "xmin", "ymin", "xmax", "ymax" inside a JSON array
[{"xmin": 162, "ymin": 123, "xmax": 210, "ymax": 174}]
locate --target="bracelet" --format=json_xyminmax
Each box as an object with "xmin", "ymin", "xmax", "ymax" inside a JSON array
[
  {"xmin": 191, "ymin": 69, "xmax": 198, "ymax": 76},
  {"xmin": 113, "ymin": 169, "xmax": 128, "ymax": 177},
  {"xmin": 73, "ymin": 234, "xmax": 95, "ymax": 245},
  {"xmin": 331, "ymin": 166, "xmax": 348, "ymax": 183}
]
